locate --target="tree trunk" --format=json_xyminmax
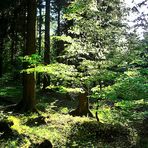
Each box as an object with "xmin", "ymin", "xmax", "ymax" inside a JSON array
[
  {"xmin": 0, "ymin": 13, "xmax": 6, "ymax": 78},
  {"xmin": 57, "ymin": 8, "xmax": 60, "ymax": 36},
  {"xmin": 0, "ymin": 38, "xmax": 3, "ymax": 77},
  {"xmin": 37, "ymin": 2, "xmax": 43, "ymax": 85},
  {"xmin": 56, "ymin": 5, "xmax": 62, "ymax": 59},
  {"xmin": 11, "ymin": 38, "xmax": 15, "ymax": 66},
  {"xmin": 38, "ymin": 2, "xmax": 42, "ymax": 56},
  {"xmin": 70, "ymin": 92, "xmax": 93, "ymax": 117},
  {"xmin": 43, "ymin": 0, "xmax": 50, "ymax": 90},
  {"xmin": 21, "ymin": 73, "xmax": 36, "ymax": 111},
  {"xmin": 10, "ymin": 11, "xmax": 17, "ymax": 66},
  {"xmin": 17, "ymin": 0, "xmax": 37, "ymax": 112}
]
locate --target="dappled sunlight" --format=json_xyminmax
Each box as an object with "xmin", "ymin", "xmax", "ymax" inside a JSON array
[{"xmin": 0, "ymin": 0, "xmax": 147, "ymax": 147}]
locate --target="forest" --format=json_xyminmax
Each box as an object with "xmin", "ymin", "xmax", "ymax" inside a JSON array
[{"xmin": 0, "ymin": 0, "xmax": 147, "ymax": 147}]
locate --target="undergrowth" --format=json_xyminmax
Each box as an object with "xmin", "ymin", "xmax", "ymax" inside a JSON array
[
  {"xmin": 0, "ymin": 75, "xmax": 147, "ymax": 147},
  {"xmin": 0, "ymin": 98, "xmax": 148, "ymax": 148}
]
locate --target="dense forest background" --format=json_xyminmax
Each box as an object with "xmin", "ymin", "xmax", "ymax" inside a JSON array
[{"xmin": 0, "ymin": 0, "xmax": 147, "ymax": 147}]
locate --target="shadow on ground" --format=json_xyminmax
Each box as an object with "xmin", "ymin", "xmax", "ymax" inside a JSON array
[
  {"xmin": 66, "ymin": 121, "xmax": 139, "ymax": 148},
  {"xmin": 36, "ymin": 91, "xmax": 78, "ymax": 113}
]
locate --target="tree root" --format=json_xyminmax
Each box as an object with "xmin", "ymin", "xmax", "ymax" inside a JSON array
[
  {"xmin": 69, "ymin": 108, "xmax": 93, "ymax": 117},
  {"xmin": 1, "ymin": 102, "xmax": 39, "ymax": 114}
]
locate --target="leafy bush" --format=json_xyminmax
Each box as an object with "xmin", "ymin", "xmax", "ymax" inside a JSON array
[{"xmin": 91, "ymin": 69, "xmax": 148, "ymax": 100}]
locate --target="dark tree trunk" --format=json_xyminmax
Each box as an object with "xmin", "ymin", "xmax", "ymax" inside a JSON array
[
  {"xmin": 10, "ymin": 13, "xmax": 15, "ymax": 65},
  {"xmin": 11, "ymin": 37, "xmax": 15, "ymax": 65},
  {"xmin": 0, "ymin": 38, "xmax": 4, "ymax": 77},
  {"xmin": 44, "ymin": 0, "xmax": 50, "ymax": 63},
  {"xmin": 43, "ymin": 0, "xmax": 50, "ymax": 90},
  {"xmin": 57, "ymin": 8, "xmax": 60, "ymax": 36},
  {"xmin": 0, "ymin": 13, "xmax": 7, "ymax": 78},
  {"xmin": 56, "ymin": 2, "xmax": 62, "ymax": 59},
  {"xmin": 70, "ymin": 92, "xmax": 93, "ymax": 117},
  {"xmin": 38, "ymin": 3, "xmax": 42, "ymax": 55},
  {"xmin": 37, "ymin": 2, "xmax": 43, "ymax": 85},
  {"xmin": 17, "ymin": 0, "xmax": 37, "ymax": 112},
  {"xmin": 56, "ymin": 5, "xmax": 62, "ymax": 59},
  {"xmin": 10, "ymin": 11, "xmax": 17, "ymax": 66},
  {"xmin": 22, "ymin": 73, "xmax": 36, "ymax": 111}
]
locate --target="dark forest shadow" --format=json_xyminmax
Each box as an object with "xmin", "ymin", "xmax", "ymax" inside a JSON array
[
  {"xmin": 66, "ymin": 121, "xmax": 138, "ymax": 148},
  {"xmin": 132, "ymin": 117, "xmax": 148, "ymax": 148},
  {"xmin": 36, "ymin": 91, "xmax": 78, "ymax": 113}
]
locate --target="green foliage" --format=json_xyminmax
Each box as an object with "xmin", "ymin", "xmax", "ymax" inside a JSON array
[
  {"xmin": 51, "ymin": 35, "xmax": 73, "ymax": 43},
  {"xmin": 49, "ymin": 0, "xmax": 129, "ymax": 96},
  {"xmin": 91, "ymin": 69, "xmax": 148, "ymax": 100},
  {"xmin": 0, "ymin": 77, "xmax": 147, "ymax": 147},
  {"xmin": 0, "ymin": 73, "xmax": 13, "ymax": 84},
  {"xmin": 47, "ymin": 85, "xmax": 84, "ymax": 93},
  {"xmin": 0, "ymin": 86, "xmax": 21, "ymax": 99},
  {"xmin": 0, "ymin": 74, "xmax": 22, "ymax": 105},
  {"xmin": 0, "ymin": 0, "xmax": 148, "ymax": 147},
  {"xmin": 19, "ymin": 54, "xmax": 42, "ymax": 66}
]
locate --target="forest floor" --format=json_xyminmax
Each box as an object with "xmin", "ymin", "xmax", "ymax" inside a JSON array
[{"xmin": 0, "ymin": 75, "xmax": 148, "ymax": 148}]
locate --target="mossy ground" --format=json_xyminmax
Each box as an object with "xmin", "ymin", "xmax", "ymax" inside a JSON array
[{"xmin": 0, "ymin": 76, "xmax": 147, "ymax": 147}]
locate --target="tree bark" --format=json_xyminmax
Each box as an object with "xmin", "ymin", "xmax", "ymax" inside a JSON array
[
  {"xmin": 70, "ymin": 92, "xmax": 93, "ymax": 117},
  {"xmin": 0, "ymin": 13, "xmax": 7, "ymax": 78},
  {"xmin": 10, "ymin": 10, "xmax": 17, "ymax": 66},
  {"xmin": 57, "ymin": 7, "xmax": 61, "ymax": 36},
  {"xmin": 56, "ymin": 3, "xmax": 62, "ymax": 59},
  {"xmin": 43, "ymin": 0, "xmax": 50, "ymax": 90},
  {"xmin": 0, "ymin": 38, "xmax": 3, "ymax": 77},
  {"xmin": 38, "ymin": 2, "xmax": 42, "ymax": 56},
  {"xmin": 17, "ymin": 0, "xmax": 37, "ymax": 112},
  {"xmin": 37, "ymin": 1, "xmax": 43, "ymax": 85}
]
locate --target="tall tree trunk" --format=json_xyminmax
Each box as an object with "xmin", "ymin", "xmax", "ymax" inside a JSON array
[
  {"xmin": 43, "ymin": 0, "xmax": 50, "ymax": 90},
  {"xmin": 57, "ymin": 8, "xmax": 60, "ymax": 36},
  {"xmin": 17, "ymin": 0, "xmax": 37, "ymax": 112},
  {"xmin": 38, "ymin": 1, "xmax": 42, "ymax": 55},
  {"xmin": 56, "ymin": 5, "xmax": 62, "ymax": 60},
  {"xmin": 0, "ymin": 13, "xmax": 6, "ymax": 78},
  {"xmin": 70, "ymin": 92, "xmax": 93, "ymax": 117},
  {"xmin": 11, "ymin": 36, "xmax": 15, "ymax": 66},
  {"xmin": 56, "ymin": 2, "xmax": 62, "ymax": 59},
  {"xmin": 0, "ymin": 38, "xmax": 3, "ymax": 77},
  {"xmin": 37, "ymin": 2, "xmax": 42, "ymax": 85},
  {"xmin": 10, "ymin": 10, "xmax": 17, "ymax": 66}
]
